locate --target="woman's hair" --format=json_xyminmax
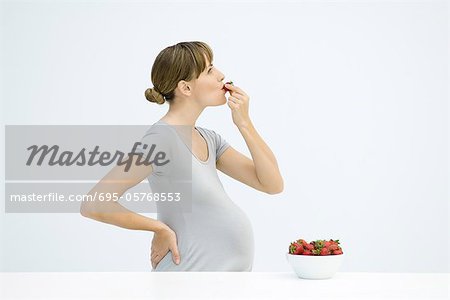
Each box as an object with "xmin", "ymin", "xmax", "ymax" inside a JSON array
[{"xmin": 144, "ymin": 41, "xmax": 213, "ymax": 105}]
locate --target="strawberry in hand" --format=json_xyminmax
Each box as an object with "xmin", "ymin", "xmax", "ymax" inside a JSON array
[
  {"xmin": 222, "ymin": 81, "xmax": 234, "ymax": 92},
  {"xmin": 223, "ymin": 81, "xmax": 251, "ymax": 128}
]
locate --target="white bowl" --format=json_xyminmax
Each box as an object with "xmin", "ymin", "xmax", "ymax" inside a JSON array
[{"xmin": 286, "ymin": 252, "xmax": 344, "ymax": 279}]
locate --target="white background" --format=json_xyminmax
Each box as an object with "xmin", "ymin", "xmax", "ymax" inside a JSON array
[{"xmin": 1, "ymin": 0, "xmax": 448, "ymax": 272}]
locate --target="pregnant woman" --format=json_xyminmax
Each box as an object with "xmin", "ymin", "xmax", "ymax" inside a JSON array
[{"xmin": 80, "ymin": 41, "xmax": 283, "ymax": 271}]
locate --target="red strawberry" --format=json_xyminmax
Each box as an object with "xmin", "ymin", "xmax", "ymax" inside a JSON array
[
  {"xmin": 328, "ymin": 244, "xmax": 339, "ymax": 251},
  {"xmin": 296, "ymin": 239, "xmax": 309, "ymax": 248},
  {"xmin": 314, "ymin": 240, "xmax": 325, "ymax": 249},
  {"xmin": 288, "ymin": 243, "xmax": 295, "ymax": 254},
  {"xmin": 223, "ymin": 81, "xmax": 234, "ymax": 92},
  {"xmin": 289, "ymin": 242, "xmax": 304, "ymax": 255},
  {"xmin": 305, "ymin": 244, "xmax": 314, "ymax": 251},
  {"xmin": 324, "ymin": 241, "xmax": 331, "ymax": 248},
  {"xmin": 302, "ymin": 250, "xmax": 312, "ymax": 255},
  {"xmin": 320, "ymin": 247, "xmax": 331, "ymax": 256},
  {"xmin": 294, "ymin": 245, "xmax": 304, "ymax": 255},
  {"xmin": 332, "ymin": 249, "xmax": 343, "ymax": 255}
]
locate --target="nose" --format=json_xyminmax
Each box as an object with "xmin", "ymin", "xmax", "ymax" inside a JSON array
[{"xmin": 218, "ymin": 71, "xmax": 225, "ymax": 82}]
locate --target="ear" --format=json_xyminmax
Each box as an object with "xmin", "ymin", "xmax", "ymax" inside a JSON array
[{"xmin": 177, "ymin": 80, "xmax": 192, "ymax": 97}]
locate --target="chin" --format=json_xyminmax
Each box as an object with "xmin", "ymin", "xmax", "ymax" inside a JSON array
[
  {"xmin": 219, "ymin": 97, "xmax": 228, "ymax": 105},
  {"xmin": 207, "ymin": 97, "xmax": 227, "ymax": 106}
]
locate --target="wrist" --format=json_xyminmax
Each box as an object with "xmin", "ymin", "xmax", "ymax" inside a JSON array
[
  {"xmin": 237, "ymin": 119, "xmax": 253, "ymax": 130},
  {"xmin": 237, "ymin": 120, "xmax": 254, "ymax": 133},
  {"xmin": 152, "ymin": 220, "xmax": 169, "ymax": 233}
]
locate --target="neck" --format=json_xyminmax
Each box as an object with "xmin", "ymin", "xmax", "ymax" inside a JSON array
[{"xmin": 161, "ymin": 98, "xmax": 204, "ymax": 129}]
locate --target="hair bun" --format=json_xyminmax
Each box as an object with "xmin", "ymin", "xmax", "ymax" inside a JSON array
[{"xmin": 145, "ymin": 87, "xmax": 165, "ymax": 105}]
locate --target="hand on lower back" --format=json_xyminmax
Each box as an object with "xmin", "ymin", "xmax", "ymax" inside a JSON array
[{"xmin": 150, "ymin": 224, "xmax": 180, "ymax": 269}]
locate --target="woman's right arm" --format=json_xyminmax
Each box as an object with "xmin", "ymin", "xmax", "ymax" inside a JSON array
[
  {"xmin": 80, "ymin": 154, "xmax": 181, "ymax": 267},
  {"xmin": 80, "ymin": 154, "xmax": 165, "ymax": 233}
]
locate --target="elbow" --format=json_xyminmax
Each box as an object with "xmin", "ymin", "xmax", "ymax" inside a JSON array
[
  {"xmin": 265, "ymin": 179, "xmax": 284, "ymax": 195},
  {"xmin": 267, "ymin": 186, "xmax": 283, "ymax": 195},
  {"xmin": 80, "ymin": 203, "xmax": 97, "ymax": 220},
  {"xmin": 80, "ymin": 204, "xmax": 91, "ymax": 218}
]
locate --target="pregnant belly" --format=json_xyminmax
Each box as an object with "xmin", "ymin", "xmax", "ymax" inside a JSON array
[{"xmin": 154, "ymin": 201, "xmax": 254, "ymax": 271}]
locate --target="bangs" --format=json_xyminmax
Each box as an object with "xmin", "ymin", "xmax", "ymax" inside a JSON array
[{"xmin": 179, "ymin": 41, "xmax": 214, "ymax": 79}]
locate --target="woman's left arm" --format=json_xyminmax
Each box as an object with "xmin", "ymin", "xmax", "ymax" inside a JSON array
[{"xmin": 216, "ymin": 83, "xmax": 284, "ymax": 195}]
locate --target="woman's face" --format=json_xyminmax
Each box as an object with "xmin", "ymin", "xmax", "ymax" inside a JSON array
[{"xmin": 189, "ymin": 56, "xmax": 227, "ymax": 107}]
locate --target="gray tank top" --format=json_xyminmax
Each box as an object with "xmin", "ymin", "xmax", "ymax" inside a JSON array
[{"xmin": 137, "ymin": 120, "xmax": 254, "ymax": 271}]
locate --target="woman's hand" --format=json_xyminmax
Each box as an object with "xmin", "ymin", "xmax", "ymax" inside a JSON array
[
  {"xmin": 150, "ymin": 223, "xmax": 180, "ymax": 269},
  {"xmin": 225, "ymin": 83, "xmax": 251, "ymax": 128}
]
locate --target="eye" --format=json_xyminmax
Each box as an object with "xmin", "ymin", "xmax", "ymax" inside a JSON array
[{"xmin": 207, "ymin": 68, "xmax": 212, "ymax": 73}]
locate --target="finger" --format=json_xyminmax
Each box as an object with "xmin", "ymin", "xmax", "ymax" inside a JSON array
[
  {"xmin": 152, "ymin": 259, "xmax": 160, "ymax": 269},
  {"xmin": 169, "ymin": 244, "xmax": 181, "ymax": 265},
  {"xmin": 225, "ymin": 83, "xmax": 248, "ymax": 98},
  {"xmin": 151, "ymin": 254, "xmax": 162, "ymax": 269},
  {"xmin": 227, "ymin": 100, "xmax": 239, "ymax": 110},
  {"xmin": 230, "ymin": 89, "xmax": 247, "ymax": 99},
  {"xmin": 228, "ymin": 96, "xmax": 242, "ymax": 104},
  {"xmin": 228, "ymin": 90, "xmax": 246, "ymax": 100}
]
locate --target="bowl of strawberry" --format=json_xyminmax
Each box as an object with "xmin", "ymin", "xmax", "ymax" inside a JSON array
[{"xmin": 286, "ymin": 238, "xmax": 344, "ymax": 279}]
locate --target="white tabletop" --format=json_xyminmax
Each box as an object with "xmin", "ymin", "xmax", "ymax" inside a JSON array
[{"xmin": 0, "ymin": 272, "xmax": 448, "ymax": 300}]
